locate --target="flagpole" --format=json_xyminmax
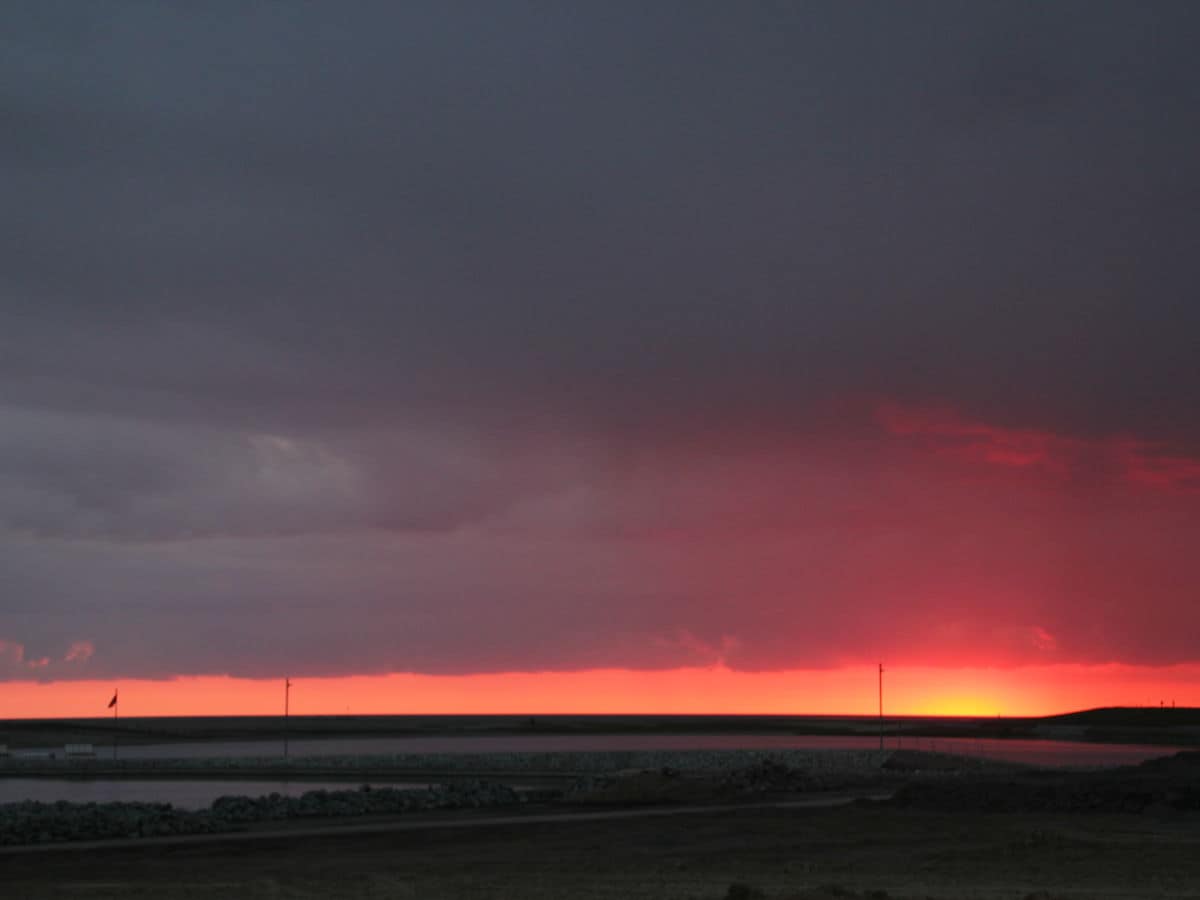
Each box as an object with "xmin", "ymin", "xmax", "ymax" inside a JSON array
[{"xmin": 284, "ymin": 678, "xmax": 291, "ymax": 760}]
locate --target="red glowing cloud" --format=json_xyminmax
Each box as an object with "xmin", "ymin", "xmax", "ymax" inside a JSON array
[
  {"xmin": 876, "ymin": 402, "xmax": 1073, "ymax": 472},
  {"xmin": 876, "ymin": 402, "xmax": 1200, "ymax": 494},
  {"xmin": 5, "ymin": 399, "xmax": 1200, "ymax": 690}
]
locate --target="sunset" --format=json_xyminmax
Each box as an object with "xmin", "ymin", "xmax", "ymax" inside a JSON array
[
  {"xmin": 4, "ymin": 395, "xmax": 1200, "ymax": 699},
  {"xmin": 3, "ymin": 5, "xmax": 1199, "ymax": 715},
  {"xmin": 3, "ymin": 2, "xmax": 1200, "ymax": 896},
  {"xmin": 2, "ymin": 664, "xmax": 1199, "ymax": 720}
]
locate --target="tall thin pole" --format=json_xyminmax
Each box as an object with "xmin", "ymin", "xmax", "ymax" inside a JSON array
[
  {"xmin": 284, "ymin": 678, "xmax": 291, "ymax": 760},
  {"xmin": 113, "ymin": 688, "xmax": 118, "ymax": 761},
  {"xmin": 878, "ymin": 663, "xmax": 884, "ymax": 751}
]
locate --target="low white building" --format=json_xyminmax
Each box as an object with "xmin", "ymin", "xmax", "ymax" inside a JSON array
[{"xmin": 64, "ymin": 743, "xmax": 96, "ymax": 758}]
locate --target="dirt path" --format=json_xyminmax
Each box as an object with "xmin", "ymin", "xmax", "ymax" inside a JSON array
[{"xmin": 0, "ymin": 791, "xmax": 884, "ymax": 856}]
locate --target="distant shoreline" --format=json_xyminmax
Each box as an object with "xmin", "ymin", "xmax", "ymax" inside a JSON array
[{"xmin": 2, "ymin": 707, "xmax": 1198, "ymax": 750}]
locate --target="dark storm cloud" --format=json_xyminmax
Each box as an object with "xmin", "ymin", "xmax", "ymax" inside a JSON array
[
  {"xmin": 3, "ymin": 2, "xmax": 1200, "ymax": 680},
  {"xmin": 4, "ymin": 1, "xmax": 1199, "ymax": 437}
]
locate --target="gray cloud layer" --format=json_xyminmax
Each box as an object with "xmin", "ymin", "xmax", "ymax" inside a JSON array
[{"xmin": 3, "ymin": 3, "xmax": 1199, "ymax": 681}]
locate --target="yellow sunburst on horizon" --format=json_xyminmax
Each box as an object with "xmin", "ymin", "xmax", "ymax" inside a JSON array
[{"xmin": 913, "ymin": 695, "xmax": 1005, "ymax": 718}]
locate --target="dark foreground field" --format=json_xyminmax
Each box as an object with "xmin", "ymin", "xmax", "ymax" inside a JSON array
[
  {"xmin": 4, "ymin": 802, "xmax": 1199, "ymax": 899},
  {"xmin": 5, "ymin": 750, "xmax": 1200, "ymax": 898}
]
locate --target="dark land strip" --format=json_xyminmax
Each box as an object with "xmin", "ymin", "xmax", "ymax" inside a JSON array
[{"xmin": 0, "ymin": 792, "xmax": 883, "ymax": 855}]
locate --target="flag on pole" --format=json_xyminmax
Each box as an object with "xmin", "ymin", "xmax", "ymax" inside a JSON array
[{"xmin": 108, "ymin": 691, "xmax": 118, "ymax": 709}]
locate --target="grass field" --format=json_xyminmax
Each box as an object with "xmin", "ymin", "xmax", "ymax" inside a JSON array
[{"xmin": 5, "ymin": 803, "xmax": 1199, "ymax": 899}]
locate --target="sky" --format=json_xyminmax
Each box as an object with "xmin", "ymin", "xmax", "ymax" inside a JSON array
[{"xmin": 2, "ymin": 2, "xmax": 1200, "ymax": 718}]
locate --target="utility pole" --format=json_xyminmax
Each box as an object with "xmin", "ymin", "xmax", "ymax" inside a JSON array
[
  {"xmin": 878, "ymin": 663, "xmax": 884, "ymax": 751},
  {"xmin": 284, "ymin": 678, "xmax": 292, "ymax": 760}
]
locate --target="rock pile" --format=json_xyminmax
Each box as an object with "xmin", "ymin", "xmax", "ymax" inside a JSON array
[
  {"xmin": 0, "ymin": 800, "xmax": 216, "ymax": 845},
  {"xmin": 0, "ymin": 780, "xmax": 523, "ymax": 846},
  {"xmin": 209, "ymin": 780, "xmax": 520, "ymax": 823},
  {"xmin": 565, "ymin": 758, "xmax": 893, "ymax": 804},
  {"xmin": 719, "ymin": 759, "xmax": 829, "ymax": 793}
]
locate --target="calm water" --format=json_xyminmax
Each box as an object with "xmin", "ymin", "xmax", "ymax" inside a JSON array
[
  {"xmin": 36, "ymin": 733, "xmax": 1183, "ymax": 767},
  {"xmin": 0, "ymin": 778, "xmax": 428, "ymax": 810}
]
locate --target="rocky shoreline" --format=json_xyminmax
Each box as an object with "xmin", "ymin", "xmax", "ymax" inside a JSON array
[
  {"xmin": 0, "ymin": 749, "xmax": 902, "ymax": 846},
  {"xmin": 0, "ymin": 780, "xmax": 532, "ymax": 846},
  {"xmin": 7, "ymin": 748, "xmax": 1194, "ymax": 848}
]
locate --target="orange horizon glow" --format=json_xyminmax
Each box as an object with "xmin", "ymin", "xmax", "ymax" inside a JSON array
[{"xmin": 1, "ymin": 664, "xmax": 1199, "ymax": 720}]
